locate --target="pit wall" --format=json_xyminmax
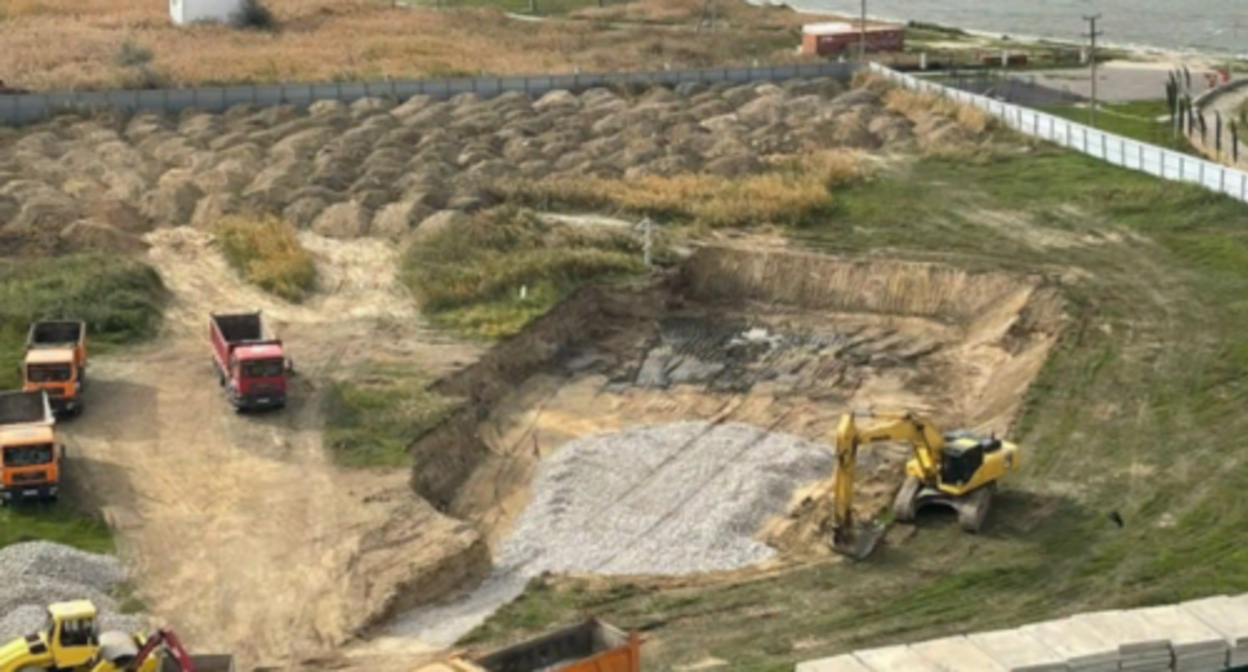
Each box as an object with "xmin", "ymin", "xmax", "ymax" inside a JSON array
[
  {"xmin": 409, "ymin": 279, "xmax": 672, "ymax": 512},
  {"xmin": 409, "ymin": 246, "xmax": 1063, "ymax": 513},
  {"xmin": 680, "ymin": 246, "xmax": 1035, "ymax": 320}
]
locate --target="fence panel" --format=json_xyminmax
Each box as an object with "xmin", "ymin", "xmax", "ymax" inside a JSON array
[
  {"xmin": 1, "ymin": 61, "xmax": 870, "ymax": 125},
  {"xmin": 867, "ymin": 62, "xmax": 1248, "ymax": 203}
]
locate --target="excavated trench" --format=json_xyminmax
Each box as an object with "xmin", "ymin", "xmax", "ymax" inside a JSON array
[{"xmin": 395, "ymin": 244, "xmax": 1066, "ymax": 640}]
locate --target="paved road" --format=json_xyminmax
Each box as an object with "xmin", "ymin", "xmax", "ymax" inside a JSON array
[{"xmin": 1018, "ymin": 61, "xmax": 1221, "ymax": 103}]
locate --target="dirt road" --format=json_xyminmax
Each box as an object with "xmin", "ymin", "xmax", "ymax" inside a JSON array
[{"xmin": 63, "ymin": 229, "xmax": 484, "ymax": 670}]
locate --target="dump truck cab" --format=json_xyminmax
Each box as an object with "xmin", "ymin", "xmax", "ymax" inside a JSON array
[
  {"xmin": 23, "ymin": 320, "xmax": 87, "ymax": 418},
  {"xmin": 24, "ymin": 348, "xmax": 82, "ymax": 417},
  {"xmin": 210, "ymin": 312, "xmax": 293, "ymax": 412},
  {"xmin": 0, "ymin": 390, "xmax": 61, "ymax": 505}
]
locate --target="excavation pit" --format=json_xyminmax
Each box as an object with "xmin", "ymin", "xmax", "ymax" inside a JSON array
[{"xmin": 396, "ymin": 244, "xmax": 1065, "ymax": 642}]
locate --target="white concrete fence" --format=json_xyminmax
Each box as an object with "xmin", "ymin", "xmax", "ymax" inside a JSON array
[
  {"xmin": 867, "ymin": 62, "xmax": 1248, "ymax": 203},
  {"xmin": 796, "ymin": 592, "xmax": 1248, "ymax": 672}
]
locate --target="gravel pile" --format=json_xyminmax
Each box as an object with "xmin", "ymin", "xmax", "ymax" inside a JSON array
[
  {"xmin": 0, "ymin": 542, "xmax": 146, "ymax": 642},
  {"xmin": 391, "ymin": 421, "xmax": 832, "ymax": 645}
]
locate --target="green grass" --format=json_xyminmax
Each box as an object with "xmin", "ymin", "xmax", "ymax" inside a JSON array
[
  {"xmin": 322, "ymin": 364, "xmax": 464, "ymax": 468},
  {"xmin": 462, "ymin": 143, "xmax": 1248, "ymax": 669},
  {"xmin": 1038, "ymin": 99, "xmax": 1195, "ymax": 153},
  {"xmin": 402, "ymin": 208, "xmax": 651, "ymax": 339},
  {"xmin": 0, "ymin": 254, "xmax": 165, "ymax": 388},
  {"xmin": 214, "ymin": 215, "xmax": 317, "ymax": 303},
  {"xmin": 0, "ymin": 507, "xmax": 114, "ymax": 553}
]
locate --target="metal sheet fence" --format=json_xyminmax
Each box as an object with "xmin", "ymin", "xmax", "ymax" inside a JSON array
[
  {"xmin": 867, "ymin": 63, "xmax": 1248, "ymax": 202},
  {"xmin": 0, "ymin": 62, "xmax": 861, "ymax": 126}
]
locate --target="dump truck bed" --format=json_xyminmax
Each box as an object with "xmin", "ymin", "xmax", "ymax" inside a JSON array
[
  {"xmin": 211, "ymin": 313, "xmax": 272, "ymax": 344},
  {"xmin": 0, "ymin": 390, "xmax": 53, "ymax": 428},
  {"xmin": 27, "ymin": 321, "xmax": 84, "ymax": 348},
  {"xmin": 473, "ymin": 619, "xmax": 639, "ymax": 672}
]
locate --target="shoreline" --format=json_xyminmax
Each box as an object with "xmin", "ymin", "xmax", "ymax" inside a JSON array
[{"xmin": 757, "ymin": 0, "xmax": 1233, "ymax": 68}]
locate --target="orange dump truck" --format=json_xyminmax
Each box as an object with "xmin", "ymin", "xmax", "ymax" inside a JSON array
[
  {"xmin": 420, "ymin": 619, "xmax": 641, "ymax": 672},
  {"xmin": 23, "ymin": 320, "xmax": 87, "ymax": 417},
  {"xmin": 0, "ymin": 389, "xmax": 61, "ymax": 505}
]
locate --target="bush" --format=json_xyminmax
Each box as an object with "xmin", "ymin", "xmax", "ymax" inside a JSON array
[
  {"xmin": 230, "ymin": 0, "xmax": 277, "ymax": 31},
  {"xmin": 0, "ymin": 254, "xmax": 166, "ymax": 388},
  {"xmin": 214, "ymin": 215, "xmax": 316, "ymax": 303},
  {"xmin": 403, "ymin": 208, "xmax": 649, "ymax": 338}
]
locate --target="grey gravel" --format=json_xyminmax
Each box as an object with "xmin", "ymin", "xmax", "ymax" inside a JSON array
[
  {"xmin": 390, "ymin": 421, "xmax": 832, "ymax": 646},
  {"xmin": 0, "ymin": 542, "xmax": 147, "ymax": 642}
]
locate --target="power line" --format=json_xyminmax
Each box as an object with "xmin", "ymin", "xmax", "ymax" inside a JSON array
[
  {"xmin": 1082, "ymin": 14, "xmax": 1103, "ymax": 128},
  {"xmin": 859, "ymin": 0, "xmax": 867, "ymax": 61}
]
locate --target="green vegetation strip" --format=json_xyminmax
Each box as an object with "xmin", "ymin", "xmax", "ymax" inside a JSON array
[
  {"xmin": 402, "ymin": 208, "xmax": 651, "ymax": 339},
  {"xmin": 464, "ymin": 146, "xmax": 1248, "ymax": 669},
  {"xmin": 1039, "ymin": 99, "xmax": 1195, "ymax": 154},
  {"xmin": 323, "ymin": 364, "xmax": 464, "ymax": 468}
]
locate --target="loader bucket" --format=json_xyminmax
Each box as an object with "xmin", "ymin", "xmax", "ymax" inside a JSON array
[{"xmin": 831, "ymin": 523, "xmax": 886, "ymax": 561}]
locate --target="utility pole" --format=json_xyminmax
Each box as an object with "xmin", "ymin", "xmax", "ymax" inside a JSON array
[
  {"xmin": 1082, "ymin": 14, "xmax": 1103, "ymax": 127},
  {"xmin": 859, "ymin": 0, "xmax": 868, "ymax": 61}
]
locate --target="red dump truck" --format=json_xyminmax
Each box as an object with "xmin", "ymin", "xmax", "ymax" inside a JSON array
[
  {"xmin": 209, "ymin": 311, "xmax": 294, "ymax": 412},
  {"xmin": 0, "ymin": 389, "xmax": 61, "ymax": 504},
  {"xmin": 416, "ymin": 619, "xmax": 642, "ymax": 672}
]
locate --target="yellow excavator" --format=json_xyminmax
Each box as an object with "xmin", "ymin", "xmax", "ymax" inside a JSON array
[
  {"xmin": 829, "ymin": 410, "xmax": 1021, "ymax": 560},
  {"xmin": 0, "ymin": 600, "xmax": 233, "ymax": 672}
]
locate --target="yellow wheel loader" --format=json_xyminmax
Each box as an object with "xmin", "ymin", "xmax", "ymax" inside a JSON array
[
  {"xmin": 0, "ymin": 600, "xmax": 233, "ymax": 672},
  {"xmin": 829, "ymin": 411, "xmax": 1021, "ymax": 560}
]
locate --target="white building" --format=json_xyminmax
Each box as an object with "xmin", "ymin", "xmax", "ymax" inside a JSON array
[{"xmin": 170, "ymin": 0, "xmax": 245, "ymax": 26}]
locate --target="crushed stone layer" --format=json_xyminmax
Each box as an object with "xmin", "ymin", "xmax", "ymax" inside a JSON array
[
  {"xmin": 391, "ymin": 421, "xmax": 832, "ymax": 646},
  {"xmin": 0, "ymin": 541, "xmax": 146, "ymax": 642}
]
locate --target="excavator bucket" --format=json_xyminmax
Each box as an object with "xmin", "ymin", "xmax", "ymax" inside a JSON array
[{"xmin": 831, "ymin": 522, "xmax": 886, "ymax": 561}]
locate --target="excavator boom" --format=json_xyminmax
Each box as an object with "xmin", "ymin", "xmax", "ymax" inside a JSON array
[{"xmin": 829, "ymin": 414, "xmax": 886, "ymax": 560}]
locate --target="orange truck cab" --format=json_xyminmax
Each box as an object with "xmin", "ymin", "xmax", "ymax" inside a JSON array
[
  {"xmin": 0, "ymin": 389, "xmax": 61, "ymax": 505},
  {"xmin": 22, "ymin": 321, "xmax": 87, "ymax": 418}
]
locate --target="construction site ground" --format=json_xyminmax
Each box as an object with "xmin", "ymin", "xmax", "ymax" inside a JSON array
[{"xmin": 5, "ymin": 74, "xmax": 1248, "ymax": 672}]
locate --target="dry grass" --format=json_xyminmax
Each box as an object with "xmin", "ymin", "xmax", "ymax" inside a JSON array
[
  {"xmin": 503, "ymin": 150, "xmax": 867, "ymax": 228},
  {"xmin": 570, "ymin": 0, "xmax": 808, "ymax": 28},
  {"xmin": 883, "ymin": 88, "xmax": 996, "ymax": 134},
  {"xmin": 0, "ymin": 0, "xmax": 814, "ymax": 90},
  {"xmin": 214, "ymin": 215, "xmax": 316, "ymax": 302}
]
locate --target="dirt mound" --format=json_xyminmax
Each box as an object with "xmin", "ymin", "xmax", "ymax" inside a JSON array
[{"xmin": 1, "ymin": 78, "xmax": 977, "ymax": 244}]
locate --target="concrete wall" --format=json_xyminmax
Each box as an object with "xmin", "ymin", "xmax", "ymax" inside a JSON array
[
  {"xmin": 0, "ymin": 62, "xmax": 861, "ymax": 126},
  {"xmin": 796, "ymin": 593, "xmax": 1248, "ymax": 672}
]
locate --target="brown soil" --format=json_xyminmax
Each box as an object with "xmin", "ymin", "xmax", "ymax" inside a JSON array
[
  {"xmin": 61, "ymin": 227, "xmax": 487, "ymax": 671},
  {"xmin": 0, "ymin": 79, "xmax": 989, "ymax": 257}
]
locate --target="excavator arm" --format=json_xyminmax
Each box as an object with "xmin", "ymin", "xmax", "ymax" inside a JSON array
[
  {"xmin": 129, "ymin": 629, "xmax": 196, "ymax": 672},
  {"xmin": 829, "ymin": 411, "xmax": 947, "ymax": 560}
]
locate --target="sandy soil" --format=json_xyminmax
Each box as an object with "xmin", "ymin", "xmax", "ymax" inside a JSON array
[{"xmin": 61, "ymin": 228, "xmax": 485, "ymax": 671}]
